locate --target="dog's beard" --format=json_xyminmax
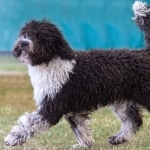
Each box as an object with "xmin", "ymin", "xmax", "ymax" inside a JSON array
[{"xmin": 18, "ymin": 51, "xmax": 31, "ymax": 64}]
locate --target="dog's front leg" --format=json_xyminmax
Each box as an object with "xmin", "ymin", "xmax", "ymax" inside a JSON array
[{"xmin": 4, "ymin": 110, "xmax": 50, "ymax": 146}]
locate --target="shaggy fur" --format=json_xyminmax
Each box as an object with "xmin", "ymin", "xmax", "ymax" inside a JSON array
[
  {"xmin": 132, "ymin": 1, "xmax": 150, "ymax": 48},
  {"xmin": 5, "ymin": 1, "xmax": 150, "ymax": 149}
]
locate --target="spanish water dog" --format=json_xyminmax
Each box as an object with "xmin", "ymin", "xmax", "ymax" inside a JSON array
[{"xmin": 5, "ymin": 1, "xmax": 150, "ymax": 149}]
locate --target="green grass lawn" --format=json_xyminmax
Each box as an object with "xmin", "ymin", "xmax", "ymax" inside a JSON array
[{"xmin": 0, "ymin": 75, "xmax": 150, "ymax": 150}]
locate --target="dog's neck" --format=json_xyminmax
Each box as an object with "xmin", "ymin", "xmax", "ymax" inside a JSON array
[{"xmin": 28, "ymin": 57, "xmax": 76, "ymax": 106}]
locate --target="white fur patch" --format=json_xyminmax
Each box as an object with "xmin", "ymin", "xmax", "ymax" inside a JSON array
[
  {"xmin": 28, "ymin": 57, "xmax": 76, "ymax": 106},
  {"xmin": 133, "ymin": 1, "xmax": 150, "ymax": 17},
  {"xmin": 5, "ymin": 111, "xmax": 50, "ymax": 146}
]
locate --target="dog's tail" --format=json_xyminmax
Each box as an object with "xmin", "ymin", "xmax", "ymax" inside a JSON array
[{"xmin": 132, "ymin": 1, "xmax": 150, "ymax": 49}]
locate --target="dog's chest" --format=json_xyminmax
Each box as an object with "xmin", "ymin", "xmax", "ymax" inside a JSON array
[{"xmin": 28, "ymin": 58, "xmax": 75, "ymax": 106}]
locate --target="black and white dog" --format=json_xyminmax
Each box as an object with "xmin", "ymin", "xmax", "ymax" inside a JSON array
[{"xmin": 5, "ymin": 1, "xmax": 150, "ymax": 149}]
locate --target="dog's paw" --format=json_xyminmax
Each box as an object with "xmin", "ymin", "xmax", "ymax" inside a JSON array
[
  {"xmin": 108, "ymin": 135, "xmax": 127, "ymax": 145},
  {"xmin": 4, "ymin": 132, "xmax": 27, "ymax": 146}
]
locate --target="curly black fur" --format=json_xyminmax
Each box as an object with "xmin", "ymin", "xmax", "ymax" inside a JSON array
[
  {"xmin": 11, "ymin": 2, "xmax": 150, "ymax": 147},
  {"xmin": 39, "ymin": 49, "xmax": 150, "ymax": 125}
]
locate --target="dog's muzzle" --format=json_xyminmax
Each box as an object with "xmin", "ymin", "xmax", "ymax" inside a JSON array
[
  {"xmin": 20, "ymin": 41, "xmax": 29, "ymax": 49},
  {"xmin": 13, "ymin": 40, "xmax": 30, "ymax": 58}
]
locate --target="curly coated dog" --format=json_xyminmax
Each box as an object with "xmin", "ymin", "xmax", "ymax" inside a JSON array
[{"xmin": 5, "ymin": 1, "xmax": 150, "ymax": 149}]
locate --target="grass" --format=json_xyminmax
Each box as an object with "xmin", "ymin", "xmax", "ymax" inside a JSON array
[{"xmin": 0, "ymin": 56, "xmax": 150, "ymax": 149}]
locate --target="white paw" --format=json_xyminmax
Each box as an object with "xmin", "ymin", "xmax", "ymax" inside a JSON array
[{"xmin": 5, "ymin": 132, "xmax": 27, "ymax": 146}]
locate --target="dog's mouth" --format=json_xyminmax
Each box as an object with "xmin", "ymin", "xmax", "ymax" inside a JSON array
[
  {"xmin": 13, "ymin": 45, "xmax": 31, "ymax": 64},
  {"xmin": 13, "ymin": 50, "xmax": 30, "ymax": 65},
  {"xmin": 18, "ymin": 53, "xmax": 30, "ymax": 64}
]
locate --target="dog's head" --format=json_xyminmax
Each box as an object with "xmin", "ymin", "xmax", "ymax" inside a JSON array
[{"xmin": 13, "ymin": 19, "xmax": 74, "ymax": 66}]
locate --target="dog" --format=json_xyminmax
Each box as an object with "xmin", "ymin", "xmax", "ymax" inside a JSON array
[{"xmin": 4, "ymin": 1, "xmax": 150, "ymax": 149}]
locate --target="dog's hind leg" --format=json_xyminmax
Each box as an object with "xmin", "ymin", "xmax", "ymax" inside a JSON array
[
  {"xmin": 65, "ymin": 113, "xmax": 94, "ymax": 149},
  {"xmin": 109, "ymin": 102, "xmax": 143, "ymax": 145},
  {"xmin": 5, "ymin": 111, "xmax": 50, "ymax": 146},
  {"xmin": 132, "ymin": 1, "xmax": 150, "ymax": 49}
]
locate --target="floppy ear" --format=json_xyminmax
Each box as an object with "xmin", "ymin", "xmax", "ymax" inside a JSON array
[
  {"xmin": 55, "ymin": 39, "xmax": 75, "ymax": 60},
  {"xmin": 36, "ymin": 31, "xmax": 74, "ymax": 60},
  {"xmin": 36, "ymin": 21, "xmax": 75, "ymax": 61}
]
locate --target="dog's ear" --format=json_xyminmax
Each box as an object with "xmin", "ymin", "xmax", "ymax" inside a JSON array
[
  {"xmin": 36, "ymin": 28, "xmax": 75, "ymax": 61},
  {"xmin": 34, "ymin": 19, "xmax": 75, "ymax": 61},
  {"xmin": 55, "ymin": 38, "xmax": 75, "ymax": 60}
]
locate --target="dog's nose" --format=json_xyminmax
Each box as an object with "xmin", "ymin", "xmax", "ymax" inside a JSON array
[{"xmin": 20, "ymin": 41, "xmax": 29, "ymax": 47}]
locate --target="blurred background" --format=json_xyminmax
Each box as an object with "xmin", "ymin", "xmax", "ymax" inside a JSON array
[
  {"xmin": 0, "ymin": 0, "xmax": 150, "ymax": 72},
  {"xmin": 0, "ymin": 0, "xmax": 147, "ymax": 50}
]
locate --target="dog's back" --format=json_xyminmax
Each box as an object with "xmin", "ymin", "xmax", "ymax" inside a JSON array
[{"xmin": 64, "ymin": 49, "xmax": 150, "ymax": 112}]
